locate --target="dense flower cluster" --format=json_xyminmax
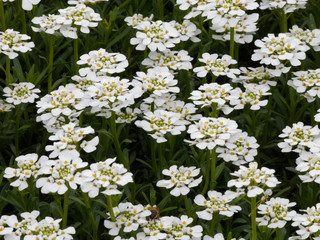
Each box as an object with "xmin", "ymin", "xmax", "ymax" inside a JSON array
[
  {"xmin": 228, "ymin": 162, "xmax": 280, "ymax": 197},
  {"xmin": 156, "ymin": 165, "xmax": 202, "ymax": 196},
  {"xmin": 194, "ymin": 190, "xmax": 241, "ymax": 219},
  {"xmin": 0, "ymin": 29, "xmax": 35, "ymax": 59},
  {"xmin": 186, "ymin": 117, "xmax": 239, "ymax": 150},
  {"xmin": 3, "ymin": 82, "xmax": 40, "ymax": 105},
  {"xmin": 256, "ymin": 197, "xmax": 296, "ymax": 228},
  {"xmin": 295, "ymin": 151, "xmax": 320, "ymax": 183},
  {"xmin": 0, "ymin": 211, "xmax": 75, "ymax": 239},
  {"xmin": 260, "ymin": 0, "xmax": 308, "ymax": 14}
]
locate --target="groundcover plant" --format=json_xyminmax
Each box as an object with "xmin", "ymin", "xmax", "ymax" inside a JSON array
[{"xmin": 1, "ymin": 0, "xmax": 320, "ymax": 239}]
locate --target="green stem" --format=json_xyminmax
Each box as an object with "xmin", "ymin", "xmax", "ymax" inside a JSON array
[
  {"xmin": 106, "ymin": 195, "xmax": 116, "ymax": 221},
  {"xmin": 279, "ymin": 10, "xmax": 287, "ymax": 33},
  {"xmin": 311, "ymin": 101, "xmax": 316, "ymax": 127},
  {"xmin": 209, "ymin": 148, "xmax": 217, "ymax": 190},
  {"xmin": 74, "ymin": 38, "xmax": 79, "ymax": 74},
  {"xmin": 14, "ymin": 105, "xmax": 23, "ymax": 156},
  {"xmin": 158, "ymin": 142, "xmax": 166, "ymax": 169},
  {"xmin": 6, "ymin": 56, "xmax": 11, "ymax": 85},
  {"xmin": 201, "ymin": 151, "xmax": 211, "ymax": 195},
  {"xmin": 157, "ymin": 0, "xmax": 164, "ymax": 20},
  {"xmin": 251, "ymin": 197, "xmax": 257, "ymax": 240},
  {"xmin": 82, "ymin": 193, "xmax": 98, "ymax": 240},
  {"xmin": 0, "ymin": 0, "xmax": 5, "ymax": 31},
  {"xmin": 151, "ymin": 139, "xmax": 158, "ymax": 178},
  {"xmin": 20, "ymin": 0, "xmax": 27, "ymax": 34},
  {"xmin": 229, "ymin": 27, "xmax": 235, "ymax": 59},
  {"xmin": 184, "ymin": 195, "xmax": 190, "ymax": 215},
  {"xmin": 110, "ymin": 112, "xmax": 129, "ymax": 170},
  {"xmin": 48, "ymin": 37, "xmax": 55, "ymax": 93},
  {"xmin": 276, "ymin": 228, "xmax": 281, "ymax": 240},
  {"xmin": 62, "ymin": 190, "xmax": 69, "ymax": 229},
  {"xmin": 209, "ymin": 212, "xmax": 219, "ymax": 236}
]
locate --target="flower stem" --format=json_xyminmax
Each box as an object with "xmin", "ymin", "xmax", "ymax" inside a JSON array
[
  {"xmin": 210, "ymin": 148, "xmax": 217, "ymax": 190},
  {"xmin": 6, "ymin": 56, "xmax": 11, "ymax": 85},
  {"xmin": 0, "ymin": 0, "xmax": 5, "ymax": 31},
  {"xmin": 157, "ymin": 0, "xmax": 164, "ymax": 20},
  {"xmin": 279, "ymin": 9, "xmax": 287, "ymax": 33},
  {"xmin": 201, "ymin": 150, "xmax": 210, "ymax": 195},
  {"xmin": 82, "ymin": 193, "xmax": 98, "ymax": 240},
  {"xmin": 229, "ymin": 27, "xmax": 235, "ymax": 59},
  {"xmin": 209, "ymin": 212, "xmax": 219, "ymax": 236},
  {"xmin": 250, "ymin": 197, "xmax": 257, "ymax": 240},
  {"xmin": 184, "ymin": 195, "xmax": 190, "ymax": 215},
  {"xmin": 62, "ymin": 190, "xmax": 69, "ymax": 229},
  {"xmin": 14, "ymin": 105, "xmax": 23, "ymax": 155},
  {"xmin": 74, "ymin": 38, "xmax": 79, "ymax": 74},
  {"xmin": 110, "ymin": 112, "xmax": 129, "ymax": 170},
  {"xmin": 276, "ymin": 228, "xmax": 281, "ymax": 240},
  {"xmin": 106, "ymin": 195, "xmax": 116, "ymax": 221},
  {"xmin": 48, "ymin": 36, "xmax": 55, "ymax": 93},
  {"xmin": 19, "ymin": 0, "xmax": 27, "ymax": 34},
  {"xmin": 310, "ymin": 101, "xmax": 316, "ymax": 127}
]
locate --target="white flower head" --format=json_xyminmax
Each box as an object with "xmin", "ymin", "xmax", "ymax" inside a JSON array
[
  {"xmin": 3, "ymin": 82, "xmax": 40, "ymax": 105},
  {"xmin": 0, "ymin": 29, "xmax": 35, "ymax": 59},
  {"xmin": 156, "ymin": 165, "xmax": 202, "ymax": 196}
]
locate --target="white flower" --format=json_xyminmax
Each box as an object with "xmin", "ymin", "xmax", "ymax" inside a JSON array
[
  {"xmin": 31, "ymin": 14, "xmax": 62, "ymax": 35},
  {"xmin": 56, "ymin": 4, "xmax": 102, "ymax": 38},
  {"xmin": 260, "ymin": 0, "xmax": 307, "ymax": 14},
  {"xmin": 195, "ymin": 190, "xmax": 241, "ymax": 219},
  {"xmin": 216, "ymin": 131, "xmax": 259, "ymax": 165},
  {"xmin": 77, "ymin": 49, "xmax": 129, "ymax": 79},
  {"xmin": 133, "ymin": 67, "xmax": 179, "ymax": 96},
  {"xmin": 115, "ymin": 107, "xmax": 141, "ymax": 123},
  {"xmin": 0, "ymin": 29, "xmax": 35, "ymax": 59},
  {"xmin": 204, "ymin": 234, "xmax": 245, "ymax": 240},
  {"xmin": 185, "ymin": 117, "xmax": 239, "ymax": 150},
  {"xmin": 170, "ymin": 19, "xmax": 201, "ymax": 42},
  {"xmin": 288, "ymin": 25, "xmax": 320, "ymax": 52},
  {"xmin": 129, "ymin": 20, "xmax": 180, "ymax": 51},
  {"xmin": 135, "ymin": 110, "xmax": 187, "ymax": 143},
  {"xmin": 124, "ymin": 13, "xmax": 153, "ymax": 27},
  {"xmin": 288, "ymin": 69, "xmax": 320, "ymax": 102},
  {"xmin": 36, "ymin": 155, "xmax": 87, "ymax": 194},
  {"xmin": 232, "ymin": 66, "xmax": 278, "ymax": 86},
  {"xmin": 291, "ymin": 203, "xmax": 320, "ymax": 239},
  {"xmin": 278, "ymin": 122, "xmax": 320, "ymax": 153},
  {"xmin": 3, "ymin": 82, "xmax": 40, "ymax": 105},
  {"xmin": 104, "ymin": 202, "xmax": 150, "ymax": 235},
  {"xmin": 68, "ymin": 0, "xmax": 109, "ymax": 4},
  {"xmin": 156, "ymin": 165, "xmax": 202, "ymax": 196},
  {"xmin": 4, "ymin": 153, "xmax": 48, "ymax": 191},
  {"xmin": 295, "ymin": 151, "xmax": 320, "ymax": 184},
  {"xmin": 142, "ymin": 50, "xmax": 193, "ymax": 71},
  {"xmin": 194, "ymin": 53, "xmax": 240, "ymax": 78},
  {"xmin": 189, "ymin": 82, "xmax": 241, "ymax": 115},
  {"xmin": 0, "ymin": 99, "xmax": 14, "ymax": 112},
  {"xmin": 80, "ymin": 158, "xmax": 133, "ymax": 197},
  {"xmin": 252, "ymin": 33, "xmax": 308, "ymax": 69},
  {"xmin": 45, "ymin": 122, "xmax": 97, "ymax": 158},
  {"xmin": 229, "ymin": 83, "xmax": 271, "ymax": 110},
  {"xmin": 227, "ymin": 162, "xmax": 280, "ymax": 197},
  {"xmin": 257, "ymin": 197, "xmax": 296, "ymax": 228}
]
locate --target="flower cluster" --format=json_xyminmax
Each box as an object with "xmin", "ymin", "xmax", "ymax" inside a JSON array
[
  {"xmin": 68, "ymin": 0, "xmax": 109, "ymax": 4},
  {"xmin": 278, "ymin": 122, "xmax": 320, "ymax": 153},
  {"xmin": 288, "ymin": 69, "xmax": 320, "ymax": 102},
  {"xmin": 32, "ymin": 4, "xmax": 102, "ymax": 38},
  {"xmin": 290, "ymin": 203, "xmax": 320, "ymax": 239},
  {"xmin": 4, "ymin": 0, "xmax": 41, "ymax": 11},
  {"xmin": 80, "ymin": 158, "xmax": 133, "ymax": 197},
  {"xmin": 36, "ymin": 155, "xmax": 87, "ymax": 194},
  {"xmin": 296, "ymin": 151, "xmax": 320, "ymax": 184},
  {"xmin": 194, "ymin": 190, "xmax": 241, "ymax": 219},
  {"xmin": 193, "ymin": 53, "xmax": 239, "ymax": 79},
  {"xmin": 252, "ymin": 33, "xmax": 308, "ymax": 72},
  {"xmin": 186, "ymin": 117, "xmax": 239, "ymax": 150},
  {"xmin": 256, "ymin": 197, "xmax": 296, "ymax": 228},
  {"xmin": 0, "ymin": 211, "xmax": 75, "ymax": 239},
  {"xmin": 156, "ymin": 165, "xmax": 202, "ymax": 196},
  {"xmin": 141, "ymin": 50, "xmax": 193, "ymax": 71},
  {"xmin": 135, "ymin": 110, "xmax": 187, "ymax": 143},
  {"xmin": 260, "ymin": 0, "xmax": 308, "ymax": 14},
  {"xmin": 288, "ymin": 25, "xmax": 320, "ymax": 52},
  {"xmin": 4, "ymin": 153, "xmax": 48, "ymax": 190},
  {"xmin": 0, "ymin": 29, "xmax": 35, "ymax": 59},
  {"xmin": 3, "ymin": 82, "xmax": 40, "ymax": 105},
  {"xmin": 45, "ymin": 122, "xmax": 98, "ymax": 158},
  {"xmin": 77, "ymin": 49, "xmax": 129, "ymax": 79},
  {"xmin": 0, "ymin": 99, "xmax": 14, "ymax": 112},
  {"xmin": 216, "ymin": 131, "xmax": 259, "ymax": 165},
  {"xmin": 189, "ymin": 82, "xmax": 241, "ymax": 115},
  {"xmin": 233, "ymin": 66, "xmax": 277, "ymax": 86},
  {"xmin": 228, "ymin": 162, "xmax": 281, "ymax": 197},
  {"xmin": 104, "ymin": 203, "xmax": 151, "ymax": 235}
]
